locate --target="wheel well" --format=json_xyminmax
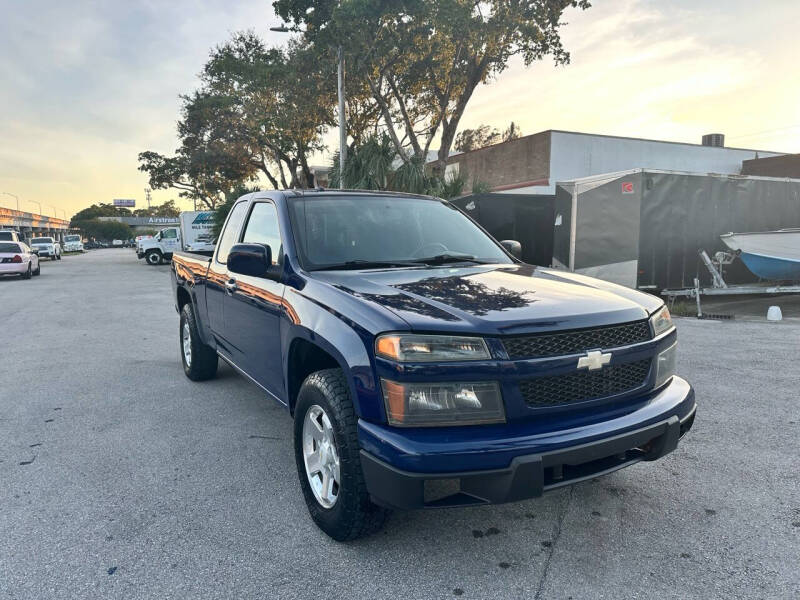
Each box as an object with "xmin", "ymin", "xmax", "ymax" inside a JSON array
[
  {"xmin": 287, "ymin": 339, "xmax": 340, "ymax": 414},
  {"xmin": 176, "ymin": 286, "xmax": 191, "ymax": 312}
]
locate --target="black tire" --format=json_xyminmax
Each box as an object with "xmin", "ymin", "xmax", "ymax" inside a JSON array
[
  {"xmin": 294, "ymin": 369, "xmax": 390, "ymax": 541},
  {"xmin": 57, "ymin": 254, "xmax": 61, "ymax": 260},
  {"xmin": 33, "ymin": 262, "xmax": 41, "ymax": 276},
  {"xmin": 145, "ymin": 250, "xmax": 162, "ymax": 265},
  {"xmin": 22, "ymin": 264, "xmax": 32, "ymax": 279},
  {"xmin": 179, "ymin": 303, "xmax": 218, "ymax": 381}
]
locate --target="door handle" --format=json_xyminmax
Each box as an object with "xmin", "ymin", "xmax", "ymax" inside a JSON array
[{"xmin": 225, "ymin": 279, "xmax": 238, "ymax": 295}]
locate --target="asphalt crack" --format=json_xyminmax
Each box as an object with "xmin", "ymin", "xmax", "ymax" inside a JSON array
[{"xmin": 534, "ymin": 486, "xmax": 574, "ymax": 600}]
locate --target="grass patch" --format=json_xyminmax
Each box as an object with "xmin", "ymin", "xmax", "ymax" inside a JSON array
[{"xmin": 668, "ymin": 300, "xmax": 697, "ymax": 317}]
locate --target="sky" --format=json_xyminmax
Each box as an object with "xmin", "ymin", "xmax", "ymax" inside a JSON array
[{"xmin": 1, "ymin": 0, "xmax": 799, "ymax": 218}]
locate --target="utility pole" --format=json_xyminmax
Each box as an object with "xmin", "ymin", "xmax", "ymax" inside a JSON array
[
  {"xmin": 337, "ymin": 45, "xmax": 346, "ymax": 189},
  {"xmin": 271, "ymin": 24, "xmax": 347, "ymax": 189},
  {"xmin": 144, "ymin": 188, "xmax": 152, "ymax": 210}
]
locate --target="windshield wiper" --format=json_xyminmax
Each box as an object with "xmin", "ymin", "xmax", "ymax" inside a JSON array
[
  {"xmin": 312, "ymin": 259, "xmax": 420, "ymax": 271},
  {"xmin": 411, "ymin": 252, "xmax": 486, "ymax": 265}
]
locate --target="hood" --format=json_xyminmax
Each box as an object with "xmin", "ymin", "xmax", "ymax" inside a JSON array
[{"xmin": 312, "ymin": 264, "xmax": 663, "ymax": 336}]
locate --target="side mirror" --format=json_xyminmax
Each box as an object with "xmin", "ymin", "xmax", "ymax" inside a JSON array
[
  {"xmin": 31, "ymin": 248, "xmax": 39, "ymax": 255},
  {"xmin": 228, "ymin": 243, "xmax": 279, "ymax": 280},
  {"xmin": 500, "ymin": 239, "xmax": 522, "ymax": 259}
]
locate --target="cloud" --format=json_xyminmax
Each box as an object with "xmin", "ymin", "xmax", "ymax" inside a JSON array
[
  {"xmin": 0, "ymin": 0, "xmax": 282, "ymax": 214},
  {"xmin": 463, "ymin": 0, "xmax": 800, "ymax": 151}
]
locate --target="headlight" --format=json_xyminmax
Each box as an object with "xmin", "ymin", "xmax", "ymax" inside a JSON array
[
  {"xmin": 654, "ymin": 342, "xmax": 677, "ymax": 388},
  {"xmin": 649, "ymin": 305, "xmax": 674, "ymax": 337},
  {"xmin": 381, "ymin": 380, "xmax": 505, "ymax": 426},
  {"xmin": 375, "ymin": 334, "xmax": 490, "ymax": 362}
]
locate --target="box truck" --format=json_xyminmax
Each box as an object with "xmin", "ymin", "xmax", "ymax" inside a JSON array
[{"xmin": 137, "ymin": 211, "xmax": 215, "ymax": 265}]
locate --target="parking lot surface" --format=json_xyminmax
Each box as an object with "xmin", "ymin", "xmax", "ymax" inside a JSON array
[{"xmin": 1, "ymin": 249, "xmax": 798, "ymax": 599}]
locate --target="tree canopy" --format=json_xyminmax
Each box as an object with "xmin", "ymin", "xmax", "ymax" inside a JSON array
[
  {"xmin": 274, "ymin": 0, "xmax": 589, "ymax": 174},
  {"xmin": 139, "ymin": 2, "xmax": 589, "ymax": 202},
  {"xmin": 139, "ymin": 31, "xmax": 334, "ymax": 206},
  {"xmin": 454, "ymin": 122, "xmax": 522, "ymax": 153}
]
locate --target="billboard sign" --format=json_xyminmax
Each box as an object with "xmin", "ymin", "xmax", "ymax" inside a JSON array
[{"xmin": 113, "ymin": 198, "xmax": 136, "ymax": 207}]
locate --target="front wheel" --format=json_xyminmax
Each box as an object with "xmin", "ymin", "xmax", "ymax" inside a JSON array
[
  {"xmin": 294, "ymin": 369, "xmax": 390, "ymax": 541},
  {"xmin": 145, "ymin": 250, "xmax": 162, "ymax": 265},
  {"xmin": 179, "ymin": 303, "xmax": 218, "ymax": 381}
]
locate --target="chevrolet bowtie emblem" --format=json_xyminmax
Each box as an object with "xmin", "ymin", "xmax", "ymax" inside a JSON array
[{"xmin": 577, "ymin": 350, "xmax": 612, "ymax": 371}]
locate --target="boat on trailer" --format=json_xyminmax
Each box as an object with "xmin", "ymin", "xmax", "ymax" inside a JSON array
[{"xmin": 720, "ymin": 229, "xmax": 800, "ymax": 281}]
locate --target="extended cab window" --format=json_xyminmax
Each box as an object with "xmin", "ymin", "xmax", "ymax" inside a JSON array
[
  {"xmin": 161, "ymin": 228, "xmax": 177, "ymax": 239},
  {"xmin": 242, "ymin": 202, "xmax": 282, "ymax": 264},
  {"xmin": 216, "ymin": 201, "xmax": 248, "ymax": 264}
]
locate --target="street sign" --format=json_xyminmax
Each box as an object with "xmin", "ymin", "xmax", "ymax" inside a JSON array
[{"xmin": 113, "ymin": 199, "xmax": 136, "ymax": 207}]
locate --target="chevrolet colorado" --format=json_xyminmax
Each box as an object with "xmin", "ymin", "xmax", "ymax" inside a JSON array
[{"xmin": 170, "ymin": 190, "xmax": 695, "ymax": 541}]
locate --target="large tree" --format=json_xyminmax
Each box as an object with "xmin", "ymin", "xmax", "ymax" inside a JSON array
[
  {"xmin": 199, "ymin": 31, "xmax": 334, "ymax": 188},
  {"xmin": 274, "ymin": 0, "xmax": 589, "ymax": 174},
  {"xmin": 138, "ymin": 91, "xmax": 256, "ymax": 210},
  {"xmin": 139, "ymin": 31, "xmax": 334, "ymax": 204}
]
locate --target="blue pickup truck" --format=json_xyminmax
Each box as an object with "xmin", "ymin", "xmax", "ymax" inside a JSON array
[{"xmin": 170, "ymin": 190, "xmax": 695, "ymax": 540}]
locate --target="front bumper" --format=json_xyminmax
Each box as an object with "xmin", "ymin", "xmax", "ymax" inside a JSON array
[{"xmin": 359, "ymin": 376, "xmax": 695, "ymax": 509}]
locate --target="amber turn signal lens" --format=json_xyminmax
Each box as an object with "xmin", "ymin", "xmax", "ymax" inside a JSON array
[
  {"xmin": 376, "ymin": 335, "xmax": 401, "ymax": 360},
  {"xmin": 382, "ymin": 380, "xmax": 407, "ymax": 423}
]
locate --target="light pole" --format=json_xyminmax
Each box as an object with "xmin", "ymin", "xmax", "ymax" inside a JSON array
[
  {"xmin": 29, "ymin": 199, "xmax": 42, "ymax": 214},
  {"xmin": 270, "ymin": 24, "xmax": 346, "ymax": 189},
  {"xmin": 1, "ymin": 191, "xmax": 20, "ymax": 210}
]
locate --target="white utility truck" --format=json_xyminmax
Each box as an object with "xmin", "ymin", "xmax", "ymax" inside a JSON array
[{"xmin": 137, "ymin": 211, "xmax": 215, "ymax": 265}]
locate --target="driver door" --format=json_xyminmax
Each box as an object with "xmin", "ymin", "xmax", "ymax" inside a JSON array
[{"xmin": 223, "ymin": 201, "xmax": 286, "ymax": 399}]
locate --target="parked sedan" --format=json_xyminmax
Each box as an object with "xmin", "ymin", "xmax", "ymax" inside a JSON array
[
  {"xmin": 0, "ymin": 242, "xmax": 40, "ymax": 279},
  {"xmin": 30, "ymin": 236, "xmax": 61, "ymax": 260}
]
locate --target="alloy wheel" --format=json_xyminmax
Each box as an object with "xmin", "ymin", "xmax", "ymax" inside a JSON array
[
  {"xmin": 302, "ymin": 405, "xmax": 340, "ymax": 508},
  {"xmin": 182, "ymin": 321, "xmax": 192, "ymax": 366}
]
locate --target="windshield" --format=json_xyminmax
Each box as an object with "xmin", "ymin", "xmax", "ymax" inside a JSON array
[
  {"xmin": 289, "ymin": 195, "xmax": 513, "ymax": 271},
  {"xmin": 0, "ymin": 232, "xmax": 15, "ymax": 241},
  {"xmin": 65, "ymin": 235, "xmax": 80, "ymax": 242},
  {"xmin": 31, "ymin": 238, "xmax": 52, "ymax": 244},
  {"xmin": 0, "ymin": 242, "xmax": 21, "ymax": 253}
]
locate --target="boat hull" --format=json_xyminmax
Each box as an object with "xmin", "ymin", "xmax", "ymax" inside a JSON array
[
  {"xmin": 721, "ymin": 229, "xmax": 800, "ymax": 281},
  {"xmin": 738, "ymin": 252, "xmax": 800, "ymax": 281}
]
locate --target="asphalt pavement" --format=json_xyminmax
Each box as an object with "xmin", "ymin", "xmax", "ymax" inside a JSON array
[{"xmin": 1, "ymin": 249, "xmax": 798, "ymax": 599}]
